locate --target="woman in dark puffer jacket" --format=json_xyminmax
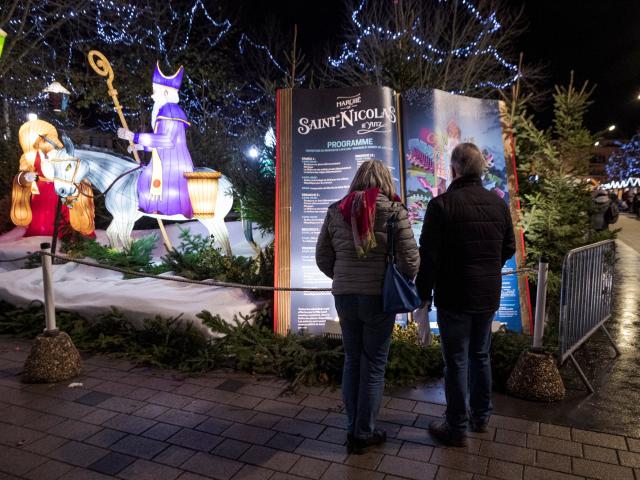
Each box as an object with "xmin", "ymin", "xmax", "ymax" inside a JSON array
[{"xmin": 316, "ymin": 160, "xmax": 419, "ymax": 454}]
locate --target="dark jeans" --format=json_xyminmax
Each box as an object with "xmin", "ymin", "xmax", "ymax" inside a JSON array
[
  {"xmin": 437, "ymin": 308, "xmax": 494, "ymax": 433},
  {"xmin": 334, "ymin": 294, "xmax": 395, "ymax": 439}
]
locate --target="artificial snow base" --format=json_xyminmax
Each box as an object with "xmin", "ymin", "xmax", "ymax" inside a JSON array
[
  {"xmin": 22, "ymin": 332, "xmax": 82, "ymax": 383},
  {"xmin": 507, "ymin": 350, "xmax": 565, "ymax": 402},
  {"xmin": 0, "ymin": 221, "xmax": 273, "ymax": 337}
]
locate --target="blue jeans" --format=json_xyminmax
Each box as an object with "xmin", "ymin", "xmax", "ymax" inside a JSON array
[
  {"xmin": 437, "ymin": 308, "xmax": 494, "ymax": 433},
  {"xmin": 334, "ymin": 294, "xmax": 395, "ymax": 439}
]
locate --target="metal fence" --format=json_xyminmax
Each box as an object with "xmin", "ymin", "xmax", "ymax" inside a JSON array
[{"xmin": 558, "ymin": 239, "xmax": 620, "ymax": 393}]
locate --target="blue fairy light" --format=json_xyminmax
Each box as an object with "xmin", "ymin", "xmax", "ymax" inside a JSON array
[{"xmin": 329, "ymin": 0, "xmax": 520, "ymax": 93}]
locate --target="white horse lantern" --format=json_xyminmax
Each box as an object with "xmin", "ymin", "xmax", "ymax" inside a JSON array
[{"xmin": 49, "ymin": 140, "xmax": 234, "ymax": 255}]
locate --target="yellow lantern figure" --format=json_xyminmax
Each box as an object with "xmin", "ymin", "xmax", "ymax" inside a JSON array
[
  {"xmin": 11, "ymin": 120, "xmax": 63, "ymax": 230},
  {"xmin": 0, "ymin": 29, "xmax": 6, "ymax": 59},
  {"xmin": 10, "ymin": 120, "xmax": 95, "ymax": 236},
  {"xmin": 184, "ymin": 171, "xmax": 221, "ymax": 218}
]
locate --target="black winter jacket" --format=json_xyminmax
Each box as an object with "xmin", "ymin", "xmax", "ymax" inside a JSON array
[{"xmin": 416, "ymin": 175, "xmax": 516, "ymax": 314}]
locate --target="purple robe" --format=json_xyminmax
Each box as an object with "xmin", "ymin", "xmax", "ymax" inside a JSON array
[{"xmin": 134, "ymin": 103, "xmax": 193, "ymax": 217}]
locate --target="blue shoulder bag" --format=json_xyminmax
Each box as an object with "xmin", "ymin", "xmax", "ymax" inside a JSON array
[{"xmin": 382, "ymin": 213, "xmax": 422, "ymax": 314}]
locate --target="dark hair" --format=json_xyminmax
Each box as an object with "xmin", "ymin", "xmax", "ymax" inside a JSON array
[{"xmin": 451, "ymin": 143, "xmax": 486, "ymax": 177}]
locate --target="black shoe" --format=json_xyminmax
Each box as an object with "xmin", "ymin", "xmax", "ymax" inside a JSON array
[
  {"xmin": 469, "ymin": 419, "xmax": 489, "ymax": 433},
  {"xmin": 428, "ymin": 420, "xmax": 468, "ymax": 447},
  {"xmin": 347, "ymin": 430, "xmax": 387, "ymax": 455}
]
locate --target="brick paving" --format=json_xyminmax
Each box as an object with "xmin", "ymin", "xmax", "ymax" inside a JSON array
[{"xmin": 1, "ymin": 336, "xmax": 640, "ymax": 480}]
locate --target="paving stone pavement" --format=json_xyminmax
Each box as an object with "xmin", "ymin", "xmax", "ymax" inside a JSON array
[{"xmin": 1, "ymin": 336, "xmax": 639, "ymax": 480}]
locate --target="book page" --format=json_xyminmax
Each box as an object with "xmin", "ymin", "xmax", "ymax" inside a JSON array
[
  {"xmin": 401, "ymin": 88, "xmax": 523, "ymax": 332},
  {"xmin": 286, "ymin": 86, "xmax": 402, "ymax": 334}
]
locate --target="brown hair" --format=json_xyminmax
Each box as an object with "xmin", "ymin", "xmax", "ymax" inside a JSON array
[{"xmin": 349, "ymin": 160, "xmax": 397, "ymax": 199}]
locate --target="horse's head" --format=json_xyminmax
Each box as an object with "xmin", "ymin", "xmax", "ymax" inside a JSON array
[{"xmin": 47, "ymin": 136, "xmax": 87, "ymax": 200}]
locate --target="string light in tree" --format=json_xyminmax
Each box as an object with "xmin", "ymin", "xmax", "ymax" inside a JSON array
[
  {"xmin": 329, "ymin": 0, "xmax": 520, "ymax": 92},
  {"xmin": 1, "ymin": 0, "xmax": 285, "ymax": 137},
  {"xmin": 607, "ymin": 134, "xmax": 640, "ymax": 182}
]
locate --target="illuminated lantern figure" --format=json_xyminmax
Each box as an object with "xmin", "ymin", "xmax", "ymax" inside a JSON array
[
  {"xmin": 49, "ymin": 145, "xmax": 234, "ymax": 255},
  {"xmin": 49, "ymin": 60, "xmax": 234, "ymax": 254},
  {"xmin": 117, "ymin": 63, "xmax": 193, "ymax": 218},
  {"xmin": 10, "ymin": 120, "xmax": 95, "ymax": 237}
]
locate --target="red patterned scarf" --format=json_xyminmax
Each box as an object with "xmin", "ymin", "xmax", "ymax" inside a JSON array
[{"xmin": 339, "ymin": 188, "xmax": 381, "ymax": 258}]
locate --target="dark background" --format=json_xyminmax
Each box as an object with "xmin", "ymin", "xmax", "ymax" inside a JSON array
[
  {"xmin": 520, "ymin": 0, "xmax": 640, "ymax": 138},
  {"xmin": 225, "ymin": 0, "xmax": 640, "ymax": 138}
]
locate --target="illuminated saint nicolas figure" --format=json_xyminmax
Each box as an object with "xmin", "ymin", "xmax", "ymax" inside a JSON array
[{"xmin": 118, "ymin": 63, "xmax": 194, "ymax": 217}]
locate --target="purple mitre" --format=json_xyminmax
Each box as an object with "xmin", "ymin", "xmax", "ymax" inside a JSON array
[{"xmin": 152, "ymin": 62, "xmax": 184, "ymax": 90}]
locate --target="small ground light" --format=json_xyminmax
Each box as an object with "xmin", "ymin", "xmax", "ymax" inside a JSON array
[
  {"xmin": 27, "ymin": 113, "xmax": 38, "ymax": 121},
  {"xmin": 248, "ymin": 146, "xmax": 259, "ymax": 159}
]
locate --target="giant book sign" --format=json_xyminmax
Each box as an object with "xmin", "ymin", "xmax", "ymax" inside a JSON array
[{"xmin": 275, "ymin": 86, "xmax": 531, "ymax": 335}]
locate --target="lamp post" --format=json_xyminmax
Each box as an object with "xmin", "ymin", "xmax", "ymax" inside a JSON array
[
  {"xmin": 248, "ymin": 145, "xmax": 259, "ymax": 159},
  {"xmin": 43, "ymin": 81, "xmax": 71, "ymax": 113},
  {"xmin": 594, "ymin": 124, "xmax": 618, "ymax": 146}
]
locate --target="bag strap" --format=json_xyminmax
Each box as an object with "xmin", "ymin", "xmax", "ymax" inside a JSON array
[{"xmin": 386, "ymin": 213, "xmax": 397, "ymax": 263}]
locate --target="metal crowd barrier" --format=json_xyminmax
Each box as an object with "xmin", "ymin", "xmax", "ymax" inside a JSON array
[{"xmin": 558, "ymin": 239, "xmax": 620, "ymax": 393}]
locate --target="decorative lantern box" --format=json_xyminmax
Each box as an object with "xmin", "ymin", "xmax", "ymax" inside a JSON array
[{"xmin": 184, "ymin": 171, "xmax": 222, "ymax": 218}]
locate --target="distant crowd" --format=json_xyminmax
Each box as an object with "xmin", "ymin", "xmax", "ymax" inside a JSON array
[
  {"xmin": 592, "ymin": 188, "xmax": 640, "ymax": 232},
  {"xmin": 618, "ymin": 189, "xmax": 640, "ymax": 216}
]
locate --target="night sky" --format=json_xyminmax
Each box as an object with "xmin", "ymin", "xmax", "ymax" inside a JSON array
[
  {"xmin": 227, "ymin": 0, "xmax": 640, "ymax": 138},
  {"xmin": 520, "ymin": 0, "xmax": 640, "ymax": 138}
]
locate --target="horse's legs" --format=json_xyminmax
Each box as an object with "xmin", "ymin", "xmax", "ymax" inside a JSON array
[
  {"xmin": 106, "ymin": 220, "xmax": 121, "ymax": 248},
  {"xmin": 241, "ymin": 217, "xmax": 262, "ymax": 255},
  {"xmin": 199, "ymin": 217, "xmax": 232, "ymax": 256},
  {"xmin": 118, "ymin": 219, "xmax": 136, "ymax": 250},
  {"xmin": 106, "ymin": 218, "xmax": 135, "ymax": 250}
]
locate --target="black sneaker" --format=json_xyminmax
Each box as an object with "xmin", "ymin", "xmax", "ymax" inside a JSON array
[
  {"xmin": 347, "ymin": 430, "xmax": 387, "ymax": 455},
  {"xmin": 428, "ymin": 420, "xmax": 468, "ymax": 447},
  {"xmin": 469, "ymin": 420, "xmax": 489, "ymax": 433}
]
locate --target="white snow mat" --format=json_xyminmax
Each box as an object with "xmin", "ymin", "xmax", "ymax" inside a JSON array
[{"xmin": 0, "ymin": 221, "xmax": 273, "ymax": 337}]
